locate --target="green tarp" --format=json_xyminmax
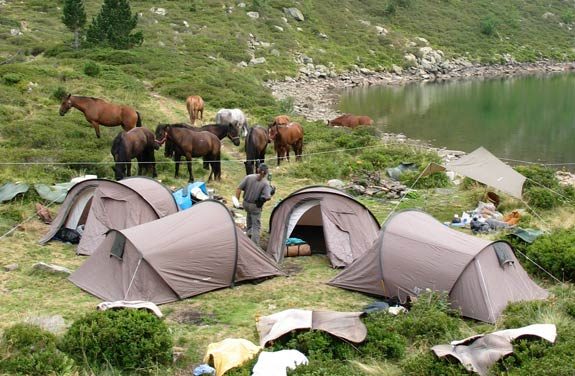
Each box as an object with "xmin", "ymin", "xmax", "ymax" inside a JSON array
[{"xmin": 0, "ymin": 183, "xmax": 29, "ymax": 203}]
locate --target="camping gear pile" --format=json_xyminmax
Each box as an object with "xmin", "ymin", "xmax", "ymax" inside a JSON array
[{"xmin": 347, "ymin": 170, "xmax": 410, "ymax": 199}]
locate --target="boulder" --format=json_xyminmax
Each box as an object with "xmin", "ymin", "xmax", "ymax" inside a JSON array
[
  {"xmin": 542, "ymin": 12, "xmax": 555, "ymax": 20},
  {"xmin": 150, "ymin": 7, "xmax": 167, "ymax": 16},
  {"xmin": 3, "ymin": 263, "xmax": 19, "ymax": 272},
  {"xmin": 375, "ymin": 26, "xmax": 388, "ymax": 36},
  {"xmin": 284, "ymin": 7, "xmax": 304, "ymax": 21},
  {"xmin": 247, "ymin": 11, "xmax": 259, "ymax": 19},
  {"xmin": 237, "ymin": 61, "xmax": 248, "ymax": 68},
  {"xmin": 404, "ymin": 53, "xmax": 417, "ymax": 67},
  {"xmin": 249, "ymin": 57, "xmax": 266, "ymax": 65},
  {"xmin": 33, "ymin": 262, "xmax": 72, "ymax": 275},
  {"xmin": 392, "ymin": 64, "xmax": 403, "ymax": 75},
  {"xmin": 414, "ymin": 37, "xmax": 429, "ymax": 46},
  {"xmin": 26, "ymin": 315, "xmax": 67, "ymax": 334},
  {"xmin": 327, "ymin": 179, "xmax": 345, "ymax": 189},
  {"xmin": 273, "ymin": 25, "xmax": 284, "ymax": 32},
  {"xmin": 238, "ymin": 2, "xmax": 246, "ymax": 7}
]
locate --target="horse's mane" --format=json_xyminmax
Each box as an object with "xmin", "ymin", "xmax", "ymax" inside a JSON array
[{"xmin": 111, "ymin": 132, "xmax": 126, "ymax": 161}]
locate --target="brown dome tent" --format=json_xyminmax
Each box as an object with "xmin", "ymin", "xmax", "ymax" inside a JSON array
[
  {"xmin": 39, "ymin": 178, "xmax": 178, "ymax": 255},
  {"xmin": 329, "ymin": 210, "xmax": 548, "ymax": 323},
  {"xmin": 69, "ymin": 200, "xmax": 285, "ymax": 304},
  {"xmin": 266, "ymin": 186, "xmax": 380, "ymax": 268},
  {"xmin": 39, "ymin": 179, "xmax": 102, "ymax": 245}
]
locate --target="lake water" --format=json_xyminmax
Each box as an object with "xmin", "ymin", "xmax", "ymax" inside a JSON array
[{"xmin": 338, "ymin": 73, "xmax": 575, "ymax": 169}]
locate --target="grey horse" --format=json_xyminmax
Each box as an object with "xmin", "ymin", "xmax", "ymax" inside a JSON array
[{"xmin": 215, "ymin": 108, "xmax": 248, "ymax": 138}]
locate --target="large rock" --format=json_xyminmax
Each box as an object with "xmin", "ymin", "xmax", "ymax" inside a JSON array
[
  {"xmin": 26, "ymin": 315, "xmax": 67, "ymax": 334},
  {"xmin": 150, "ymin": 7, "xmax": 167, "ymax": 16},
  {"xmin": 33, "ymin": 262, "xmax": 72, "ymax": 275},
  {"xmin": 249, "ymin": 57, "xmax": 266, "ymax": 65},
  {"xmin": 404, "ymin": 53, "xmax": 418, "ymax": 67},
  {"xmin": 284, "ymin": 7, "xmax": 304, "ymax": 21},
  {"xmin": 247, "ymin": 11, "xmax": 259, "ymax": 19}
]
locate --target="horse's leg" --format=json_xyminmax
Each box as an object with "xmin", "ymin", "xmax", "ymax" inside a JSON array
[
  {"xmin": 137, "ymin": 157, "xmax": 143, "ymax": 176},
  {"xmin": 90, "ymin": 121, "xmax": 101, "ymax": 138},
  {"xmin": 296, "ymin": 140, "xmax": 303, "ymax": 161},
  {"xmin": 186, "ymin": 156, "xmax": 194, "ymax": 182},
  {"xmin": 126, "ymin": 160, "xmax": 132, "ymax": 177}
]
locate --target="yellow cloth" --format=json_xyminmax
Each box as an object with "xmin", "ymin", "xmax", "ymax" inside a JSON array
[{"xmin": 203, "ymin": 338, "xmax": 261, "ymax": 376}]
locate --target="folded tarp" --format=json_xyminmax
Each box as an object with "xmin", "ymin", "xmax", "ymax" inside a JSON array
[
  {"xmin": 0, "ymin": 183, "xmax": 29, "ymax": 202},
  {"xmin": 34, "ymin": 183, "xmax": 73, "ymax": 203},
  {"xmin": 252, "ymin": 350, "xmax": 308, "ymax": 376},
  {"xmin": 432, "ymin": 324, "xmax": 556, "ymax": 375},
  {"xmin": 203, "ymin": 338, "xmax": 261, "ymax": 376},
  {"xmin": 96, "ymin": 300, "xmax": 163, "ymax": 318},
  {"xmin": 256, "ymin": 309, "xmax": 367, "ymax": 347}
]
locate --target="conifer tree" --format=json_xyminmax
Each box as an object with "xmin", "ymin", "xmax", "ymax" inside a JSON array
[
  {"xmin": 86, "ymin": 0, "xmax": 143, "ymax": 49},
  {"xmin": 62, "ymin": 0, "xmax": 86, "ymax": 49}
]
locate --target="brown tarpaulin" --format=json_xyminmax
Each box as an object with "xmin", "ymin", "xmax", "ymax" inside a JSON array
[{"xmin": 69, "ymin": 200, "xmax": 284, "ymax": 304}]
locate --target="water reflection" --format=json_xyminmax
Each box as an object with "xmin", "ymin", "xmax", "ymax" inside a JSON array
[{"xmin": 338, "ymin": 73, "xmax": 575, "ymax": 167}]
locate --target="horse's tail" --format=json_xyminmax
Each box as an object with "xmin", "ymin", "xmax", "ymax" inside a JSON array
[{"xmin": 136, "ymin": 111, "xmax": 142, "ymax": 128}]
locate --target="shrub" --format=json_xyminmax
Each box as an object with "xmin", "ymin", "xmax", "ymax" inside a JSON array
[
  {"xmin": 397, "ymin": 291, "xmax": 461, "ymax": 344},
  {"xmin": 362, "ymin": 312, "xmax": 406, "ymax": 359},
  {"xmin": 83, "ymin": 61, "xmax": 101, "ymax": 77},
  {"xmin": 52, "ymin": 86, "xmax": 68, "ymax": 101},
  {"xmin": 501, "ymin": 300, "xmax": 547, "ymax": 328},
  {"xmin": 400, "ymin": 352, "xmax": 469, "ymax": 375},
  {"xmin": 86, "ymin": 0, "xmax": 143, "ymax": 49},
  {"xmin": 0, "ymin": 323, "xmax": 75, "ymax": 375},
  {"xmin": 523, "ymin": 228, "xmax": 575, "ymax": 282},
  {"xmin": 60, "ymin": 309, "xmax": 173, "ymax": 373},
  {"xmin": 480, "ymin": 17, "xmax": 497, "ymax": 36},
  {"xmin": 288, "ymin": 359, "xmax": 357, "ymax": 375},
  {"xmin": 270, "ymin": 330, "xmax": 357, "ymax": 361},
  {"xmin": 524, "ymin": 186, "xmax": 560, "ymax": 209},
  {"xmin": 2, "ymin": 73, "xmax": 23, "ymax": 85}
]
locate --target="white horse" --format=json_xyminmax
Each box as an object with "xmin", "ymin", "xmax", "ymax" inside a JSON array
[{"xmin": 215, "ymin": 108, "xmax": 248, "ymax": 138}]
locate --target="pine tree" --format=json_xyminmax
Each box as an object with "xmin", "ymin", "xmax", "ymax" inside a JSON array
[
  {"xmin": 86, "ymin": 0, "xmax": 143, "ymax": 49},
  {"xmin": 62, "ymin": 0, "xmax": 87, "ymax": 49}
]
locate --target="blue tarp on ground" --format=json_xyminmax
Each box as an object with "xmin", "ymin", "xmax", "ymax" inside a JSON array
[{"xmin": 173, "ymin": 182, "xmax": 208, "ymax": 210}]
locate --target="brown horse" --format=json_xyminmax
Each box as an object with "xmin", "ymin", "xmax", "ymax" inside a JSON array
[
  {"xmin": 111, "ymin": 128, "xmax": 159, "ymax": 181},
  {"xmin": 327, "ymin": 114, "xmax": 373, "ymax": 128},
  {"xmin": 59, "ymin": 94, "xmax": 142, "ymax": 138},
  {"xmin": 268, "ymin": 122, "xmax": 304, "ymax": 165},
  {"xmin": 186, "ymin": 95, "xmax": 204, "ymax": 125},
  {"xmin": 156, "ymin": 123, "xmax": 238, "ymax": 178},
  {"xmin": 244, "ymin": 126, "xmax": 269, "ymax": 175},
  {"xmin": 155, "ymin": 125, "xmax": 221, "ymax": 182},
  {"xmin": 272, "ymin": 115, "xmax": 291, "ymax": 126}
]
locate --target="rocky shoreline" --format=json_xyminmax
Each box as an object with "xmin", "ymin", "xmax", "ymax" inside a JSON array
[
  {"xmin": 265, "ymin": 59, "xmax": 575, "ymax": 184},
  {"xmin": 265, "ymin": 60, "xmax": 575, "ymax": 123}
]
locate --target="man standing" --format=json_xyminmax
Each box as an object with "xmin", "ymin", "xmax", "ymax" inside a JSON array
[{"xmin": 234, "ymin": 164, "xmax": 274, "ymax": 245}]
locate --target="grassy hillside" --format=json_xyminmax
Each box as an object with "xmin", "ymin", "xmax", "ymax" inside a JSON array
[{"xmin": 1, "ymin": 0, "xmax": 575, "ymax": 375}]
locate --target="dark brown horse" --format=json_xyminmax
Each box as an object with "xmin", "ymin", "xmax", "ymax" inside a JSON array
[
  {"xmin": 111, "ymin": 128, "xmax": 158, "ymax": 180},
  {"xmin": 268, "ymin": 122, "xmax": 304, "ymax": 165},
  {"xmin": 155, "ymin": 125, "xmax": 221, "ymax": 182},
  {"xmin": 156, "ymin": 123, "xmax": 238, "ymax": 178},
  {"xmin": 186, "ymin": 95, "xmax": 204, "ymax": 125},
  {"xmin": 327, "ymin": 114, "xmax": 373, "ymax": 128},
  {"xmin": 59, "ymin": 94, "xmax": 142, "ymax": 138},
  {"xmin": 244, "ymin": 126, "xmax": 269, "ymax": 175}
]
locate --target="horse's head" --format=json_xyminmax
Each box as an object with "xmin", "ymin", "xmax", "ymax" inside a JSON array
[
  {"xmin": 268, "ymin": 124, "xmax": 278, "ymax": 142},
  {"xmin": 227, "ymin": 124, "xmax": 241, "ymax": 146},
  {"xmin": 59, "ymin": 94, "xmax": 72, "ymax": 116}
]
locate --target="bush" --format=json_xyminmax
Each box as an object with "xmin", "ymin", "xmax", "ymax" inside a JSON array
[
  {"xmin": 2, "ymin": 73, "xmax": 23, "ymax": 85},
  {"xmin": 0, "ymin": 323, "xmax": 75, "ymax": 375},
  {"xmin": 480, "ymin": 17, "xmax": 497, "ymax": 36},
  {"xmin": 52, "ymin": 86, "xmax": 68, "ymax": 101},
  {"xmin": 60, "ymin": 309, "xmax": 173, "ymax": 373},
  {"xmin": 397, "ymin": 291, "xmax": 461, "ymax": 344},
  {"xmin": 362, "ymin": 311, "xmax": 406, "ymax": 359},
  {"xmin": 270, "ymin": 330, "xmax": 357, "ymax": 361},
  {"xmin": 524, "ymin": 186, "xmax": 560, "ymax": 210},
  {"xmin": 400, "ymin": 352, "xmax": 468, "ymax": 375},
  {"xmin": 83, "ymin": 61, "xmax": 101, "ymax": 77},
  {"xmin": 523, "ymin": 228, "xmax": 575, "ymax": 282}
]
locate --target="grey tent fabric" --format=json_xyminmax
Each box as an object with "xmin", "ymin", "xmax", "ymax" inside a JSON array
[
  {"xmin": 267, "ymin": 186, "xmax": 380, "ymax": 267},
  {"xmin": 432, "ymin": 324, "xmax": 556, "ymax": 375},
  {"xmin": 39, "ymin": 179, "xmax": 102, "ymax": 245},
  {"xmin": 69, "ymin": 200, "xmax": 284, "ymax": 304},
  {"xmin": 329, "ymin": 210, "xmax": 548, "ymax": 323},
  {"xmin": 76, "ymin": 177, "xmax": 178, "ymax": 255},
  {"xmin": 0, "ymin": 183, "xmax": 29, "ymax": 202},
  {"xmin": 445, "ymin": 147, "xmax": 526, "ymax": 199},
  {"xmin": 256, "ymin": 309, "xmax": 367, "ymax": 347}
]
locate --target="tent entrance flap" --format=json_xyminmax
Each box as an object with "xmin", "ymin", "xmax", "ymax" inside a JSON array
[{"xmin": 286, "ymin": 200, "xmax": 326, "ymax": 254}]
